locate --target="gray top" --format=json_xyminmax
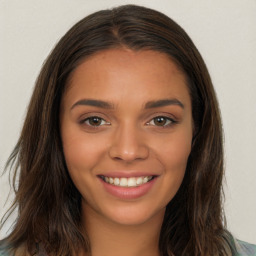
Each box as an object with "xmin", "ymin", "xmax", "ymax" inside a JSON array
[{"xmin": 234, "ymin": 240, "xmax": 256, "ymax": 256}]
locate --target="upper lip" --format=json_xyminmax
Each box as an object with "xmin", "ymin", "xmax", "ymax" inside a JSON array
[{"xmin": 97, "ymin": 171, "xmax": 160, "ymax": 178}]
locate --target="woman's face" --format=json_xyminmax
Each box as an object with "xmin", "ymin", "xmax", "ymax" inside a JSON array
[{"xmin": 60, "ymin": 49, "xmax": 193, "ymax": 225}]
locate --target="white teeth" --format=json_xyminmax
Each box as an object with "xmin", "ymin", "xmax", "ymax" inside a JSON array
[
  {"xmin": 143, "ymin": 177, "xmax": 148, "ymax": 183},
  {"xmin": 127, "ymin": 177, "xmax": 136, "ymax": 187},
  {"xmin": 136, "ymin": 177, "xmax": 143, "ymax": 185},
  {"xmin": 120, "ymin": 178, "xmax": 128, "ymax": 186},
  {"xmin": 102, "ymin": 176, "xmax": 154, "ymax": 187},
  {"xmin": 114, "ymin": 178, "xmax": 120, "ymax": 185}
]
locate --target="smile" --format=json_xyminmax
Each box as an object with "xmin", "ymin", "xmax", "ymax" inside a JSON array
[{"xmin": 100, "ymin": 175, "xmax": 155, "ymax": 187}]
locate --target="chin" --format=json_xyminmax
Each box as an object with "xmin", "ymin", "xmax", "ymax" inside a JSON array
[{"xmin": 98, "ymin": 202, "xmax": 166, "ymax": 226}]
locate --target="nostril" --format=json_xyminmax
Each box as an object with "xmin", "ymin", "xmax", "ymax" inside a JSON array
[{"xmin": 109, "ymin": 145, "xmax": 149, "ymax": 162}]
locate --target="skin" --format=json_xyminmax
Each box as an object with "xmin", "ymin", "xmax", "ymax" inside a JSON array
[{"xmin": 60, "ymin": 48, "xmax": 193, "ymax": 256}]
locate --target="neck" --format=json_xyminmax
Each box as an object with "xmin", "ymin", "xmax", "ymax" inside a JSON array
[{"xmin": 81, "ymin": 203, "xmax": 165, "ymax": 256}]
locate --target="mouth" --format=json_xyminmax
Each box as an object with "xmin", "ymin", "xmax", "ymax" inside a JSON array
[
  {"xmin": 99, "ymin": 175, "xmax": 156, "ymax": 187},
  {"xmin": 98, "ymin": 174, "xmax": 159, "ymax": 199}
]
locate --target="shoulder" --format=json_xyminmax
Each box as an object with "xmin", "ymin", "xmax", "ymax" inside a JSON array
[
  {"xmin": 233, "ymin": 239, "xmax": 256, "ymax": 256},
  {"xmin": 0, "ymin": 247, "xmax": 10, "ymax": 256},
  {"xmin": 0, "ymin": 241, "xmax": 46, "ymax": 256},
  {"xmin": 0, "ymin": 242, "xmax": 27, "ymax": 256},
  {"xmin": 0, "ymin": 240, "xmax": 11, "ymax": 256},
  {"xmin": 0, "ymin": 246, "xmax": 12, "ymax": 256}
]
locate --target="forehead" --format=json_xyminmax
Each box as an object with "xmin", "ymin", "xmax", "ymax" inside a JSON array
[{"xmin": 63, "ymin": 49, "xmax": 190, "ymax": 109}]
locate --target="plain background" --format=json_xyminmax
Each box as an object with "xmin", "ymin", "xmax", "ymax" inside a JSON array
[{"xmin": 0, "ymin": 0, "xmax": 255, "ymax": 244}]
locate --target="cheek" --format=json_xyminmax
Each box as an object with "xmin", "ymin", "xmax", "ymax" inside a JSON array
[
  {"xmin": 154, "ymin": 129, "xmax": 192, "ymax": 195},
  {"xmin": 61, "ymin": 125, "xmax": 107, "ymax": 174},
  {"xmin": 61, "ymin": 130, "xmax": 108, "ymax": 201},
  {"xmin": 154, "ymin": 130, "xmax": 192, "ymax": 170},
  {"xmin": 164, "ymin": 136, "xmax": 191, "ymax": 169},
  {"xmin": 159, "ymin": 142, "xmax": 191, "ymax": 205}
]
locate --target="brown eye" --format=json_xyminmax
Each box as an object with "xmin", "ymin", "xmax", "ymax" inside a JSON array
[
  {"xmin": 83, "ymin": 116, "xmax": 109, "ymax": 127},
  {"xmin": 88, "ymin": 117, "xmax": 102, "ymax": 126},
  {"xmin": 147, "ymin": 116, "xmax": 174, "ymax": 127},
  {"xmin": 153, "ymin": 117, "xmax": 168, "ymax": 126}
]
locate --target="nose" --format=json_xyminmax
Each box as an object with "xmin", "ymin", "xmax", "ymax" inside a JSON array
[{"xmin": 108, "ymin": 124, "xmax": 149, "ymax": 162}]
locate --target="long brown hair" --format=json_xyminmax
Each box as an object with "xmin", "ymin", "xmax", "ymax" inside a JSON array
[{"xmin": 1, "ymin": 4, "xmax": 235, "ymax": 256}]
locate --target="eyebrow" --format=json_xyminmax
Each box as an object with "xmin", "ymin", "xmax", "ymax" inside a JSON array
[
  {"xmin": 144, "ymin": 99, "xmax": 184, "ymax": 109},
  {"xmin": 71, "ymin": 99, "xmax": 114, "ymax": 110},
  {"xmin": 71, "ymin": 98, "xmax": 184, "ymax": 110}
]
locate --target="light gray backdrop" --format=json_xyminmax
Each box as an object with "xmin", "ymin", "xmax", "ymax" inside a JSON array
[{"xmin": 0, "ymin": 0, "xmax": 255, "ymax": 244}]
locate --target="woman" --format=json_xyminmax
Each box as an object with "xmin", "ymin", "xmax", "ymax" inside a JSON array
[{"xmin": 0, "ymin": 4, "xmax": 255, "ymax": 256}]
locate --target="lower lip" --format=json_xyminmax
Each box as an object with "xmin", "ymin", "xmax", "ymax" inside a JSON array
[{"xmin": 99, "ymin": 177, "xmax": 158, "ymax": 200}]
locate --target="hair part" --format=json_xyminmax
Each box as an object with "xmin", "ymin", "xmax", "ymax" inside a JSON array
[{"xmin": 1, "ymin": 4, "xmax": 235, "ymax": 256}]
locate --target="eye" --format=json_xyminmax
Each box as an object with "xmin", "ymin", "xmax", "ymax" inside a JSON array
[
  {"xmin": 147, "ymin": 116, "xmax": 175, "ymax": 127},
  {"xmin": 82, "ymin": 116, "xmax": 110, "ymax": 127}
]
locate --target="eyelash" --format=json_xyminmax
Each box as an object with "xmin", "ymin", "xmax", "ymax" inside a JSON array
[
  {"xmin": 80, "ymin": 116, "xmax": 110, "ymax": 127},
  {"xmin": 80, "ymin": 115, "xmax": 177, "ymax": 128},
  {"xmin": 146, "ymin": 116, "xmax": 177, "ymax": 127}
]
